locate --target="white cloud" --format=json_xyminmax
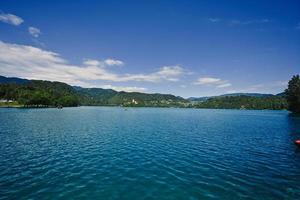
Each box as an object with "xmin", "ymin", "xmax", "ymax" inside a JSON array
[
  {"xmin": 208, "ymin": 18, "xmax": 220, "ymax": 23},
  {"xmin": 28, "ymin": 27, "xmax": 41, "ymax": 37},
  {"xmin": 217, "ymin": 83, "xmax": 232, "ymax": 88},
  {"xmin": 83, "ymin": 59, "xmax": 101, "ymax": 66},
  {"xmin": 194, "ymin": 77, "xmax": 231, "ymax": 88},
  {"xmin": 101, "ymin": 85, "xmax": 147, "ymax": 92},
  {"xmin": 104, "ymin": 58, "xmax": 124, "ymax": 66},
  {"xmin": 226, "ymin": 81, "xmax": 287, "ymax": 94},
  {"xmin": 0, "ymin": 13, "xmax": 23, "ymax": 26},
  {"xmin": 229, "ymin": 19, "xmax": 270, "ymax": 26},
  {"xmin": 194, "ymin": 77, "xmax": 221, "ymax": 85},
  {"xmin": 0, "ymin": 41, "xmax": 186, "ymax": 86},
  {"xmin": 207, "ymin": 18, "xmax": 270, "ymax": 26},
  {"xmin": 154, "ymin": 66, "xmax": 184, "ymax": 81}
]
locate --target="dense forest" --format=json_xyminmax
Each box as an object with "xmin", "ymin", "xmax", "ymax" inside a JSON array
[
  {"xmin": 0, "ymin": 76, "xmax": 187, "ymax": 107},
  {"xmin": 285, "ymin": 75, "xmax": 300, "ymax": 113},
  {"xmin": 0, "ymin": 81, "xmax": 80, "ymax": 107},
  {"xmin": 76, "ymin": 86, "xmax": 188, "ymax": 107},
  {"xmin": 0, "ymin": 75, "xmax": 288, "ymax": 110},
  {"xmin": 193, "ymin": 95, "xmax": 287, "ymax": 110}
]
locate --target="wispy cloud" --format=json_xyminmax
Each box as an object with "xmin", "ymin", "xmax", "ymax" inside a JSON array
[
  {"xmin": 0, "ymin": 41, "xmax": 186, "ymax": 87},
  {"xmin": 208, "ymin": 18, "xmax": 221, "ymax": 23},
  {"xmin": 226, "ymin": 81, "xmax": 287, "ymax": 94},
  {"xmin": 28, "ymin": 27, "xmax": 41, "ymax": 37},
  {"xmin": 217, "ymin": 83, "xmax": 232, "ymax": 88},
  {"xmin": 194, "ymin": 77, "xmax": 231, "ymax": 88},
  {"xmin": 229, "ymin": 19, "xmax": 270, "ymax": 26},
  {"xmin": 100, "ymin": 84, "xmax": 147, "ymax": 92},
  {"xmin": 0, "ymin": 13, "xmax": 23, "ymax": 26},
  {"xmin": 194, "ymin": 77, "xmax": 221, "ymax": 85},
  {"xmin": 207, "ymin": 17, "xmax": 271, "ymax": 27},
  {"xmin": 104, "ymin": 58, "xmax": 124, "ymax": 66}
]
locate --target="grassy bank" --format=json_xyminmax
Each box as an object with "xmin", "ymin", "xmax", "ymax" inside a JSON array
[{"xmin": 0, "ymin": 101, "xmax": 24, "ymax": 108}]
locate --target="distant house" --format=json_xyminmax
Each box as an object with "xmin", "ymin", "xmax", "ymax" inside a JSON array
[
  {"xmin": 132, "ymin": 99, "xmax": 138, "ymax": 105},
  {"xmin": 0, "ymin": 99, "xmax": 14, "ymax": 103}
]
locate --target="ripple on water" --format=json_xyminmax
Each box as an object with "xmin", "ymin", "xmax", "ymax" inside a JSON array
[{"xmin": 0, "ymin": 107, "xmax": 300, "ymax": 200}]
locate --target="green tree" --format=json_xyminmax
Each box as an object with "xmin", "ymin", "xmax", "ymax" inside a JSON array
[{"xmin": 285, "ymin": 75, "xmax": 300, "ymax": 113}]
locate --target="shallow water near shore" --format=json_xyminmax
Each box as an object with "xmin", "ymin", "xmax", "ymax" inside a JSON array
[{"xmin": 0, "ymin": 107, "xmax": 300, "ymax": 199}]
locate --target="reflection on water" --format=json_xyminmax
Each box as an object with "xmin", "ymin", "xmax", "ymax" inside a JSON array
[
  {"xmin": 288, "ymin": 113, "xmax": 300, "ymax": 134},
  {"xmin": 287, "ymin": 114, "xmax": 300, "ymax": 154}
]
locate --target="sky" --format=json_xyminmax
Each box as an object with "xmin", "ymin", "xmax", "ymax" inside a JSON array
[{"xmin": 0, "ymin": 0, "xmax": 299, "ymax": 97}]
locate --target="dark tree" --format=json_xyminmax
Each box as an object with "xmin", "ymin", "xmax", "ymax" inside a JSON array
[{"xmin": 285, "ymin": 75, "xmax": 300, "ymax": 113}]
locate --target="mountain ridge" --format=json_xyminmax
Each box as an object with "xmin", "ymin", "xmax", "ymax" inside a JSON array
[
  {"xmin": 188, "ymin": 92, "xmax": 284, "ymax": 102},
  {"xmin": 0, "ymin": 75, "xmax": 187, "ymax": 107},
  {"xmin": 0, "ymin": 75, "xmax": 287, "ymax": 110},
  {"xmin": 0, "ymin": 75, "xmax": 284, "ymax": 100}
]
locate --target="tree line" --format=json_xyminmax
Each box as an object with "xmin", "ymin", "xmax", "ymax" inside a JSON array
[
  {"xmin": 0, "ymin": 81, "xmax": 79, "ymax": 107},
  {"xmin": 193, "ymin": 95, "xmax": 287, "ymax": 110},
  {"xmin": 0, "ymin": 75, "xmax": 299, "ymax": 113}
]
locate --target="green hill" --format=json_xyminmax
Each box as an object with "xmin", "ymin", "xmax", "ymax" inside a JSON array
[
  {"xmin": 188, "ymin": 93, "xmax": 274, "ymax": 102},
  {"xmin": 194, "ymin": 95, "xmax": 287, "ymax": 110},
  {"xmin": 0, "ymin": 76, "xmax": 187, "ymax": 107},
  {"xmin": 0, "ymin": 80, "xmax": 80, "ymax": 107},
  {"xmin": 74, "ymin": 87, "xmax": 187, "ymax": 107},
  {"xmin": 0, "ymin": 75, "xmax": 287, "ymax": 109}
]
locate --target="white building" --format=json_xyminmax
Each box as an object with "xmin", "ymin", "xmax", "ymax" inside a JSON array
[{"xmin": 132, "ymin": 99, "xmax": 138, "ymax": 105}]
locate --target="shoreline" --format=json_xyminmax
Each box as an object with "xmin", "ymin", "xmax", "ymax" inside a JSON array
[{"xmin": 0, "ymin": 105, "xmax": 288, "ymax": 111}]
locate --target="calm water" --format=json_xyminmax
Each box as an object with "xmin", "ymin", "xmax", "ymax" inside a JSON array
[{"xmin": 0, "ymin": 107, "xmax": 300, "ymax": 200}]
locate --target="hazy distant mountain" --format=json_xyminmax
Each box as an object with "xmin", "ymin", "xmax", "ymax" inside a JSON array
[
  {"xmin": 220, "ymin": 93, "xmax": 273, "ymax": 97},
  {"xmin": 276, "ymin": 92, "xmax": 286, "ymax": 97},
  {"xmin": 0, "ymin": 75, "xmax": 30, "ymax": 84},
  {"xmin": 188, "ymin": 93, "xmax": 274, "ymax": 102},
  {"xmin": 187, "ymin": 97, "xmax": 211, "ymax": 102}
]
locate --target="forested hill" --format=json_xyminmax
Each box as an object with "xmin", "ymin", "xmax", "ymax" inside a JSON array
[
  {"xmin": 188, "ymin": 93, "xmax": 275, "ymax": 102},
  {"xmin": 75, "ymin": 86, "xmax": 187, "ymax": 107},
  {"xmin": 0, "ymin": 79, "xmax": 80, "ymax": 107},
  {"xmin": 0, "ymin": 75, "xmax": 287, "ymax": 109},
  {"xmin": 0, "ymin": 75, "xmax": 30, "ymax": 84},
  {"xmin": 0, "ymin": 76, "xmax": 187, "ymax": 107},
  {"xmin": 192, "ymin": 95, "xmax": 287, "ymax": 110}
]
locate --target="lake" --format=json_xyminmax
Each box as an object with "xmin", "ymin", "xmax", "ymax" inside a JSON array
[{"xmin": 0, "ymin": 107, "xmax": 300, "ymax": 199}]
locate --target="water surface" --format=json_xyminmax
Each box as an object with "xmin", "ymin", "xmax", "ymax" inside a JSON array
[{"xmin": 0, "ymin": 107, "xmax": 300, "ymax": 199}]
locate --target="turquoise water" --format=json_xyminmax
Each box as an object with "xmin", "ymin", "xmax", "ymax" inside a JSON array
[{"xmin": 0, "ymin": 107, "xmax": 300, "ymax": 200}]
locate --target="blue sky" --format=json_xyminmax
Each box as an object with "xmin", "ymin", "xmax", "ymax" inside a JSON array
[{"xmin": 0, "ymin": 0, "xmax": 299, "ymax": 97}]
